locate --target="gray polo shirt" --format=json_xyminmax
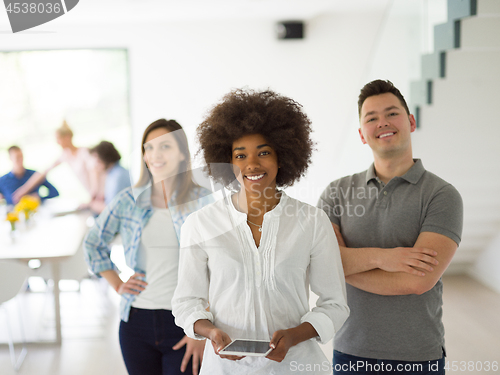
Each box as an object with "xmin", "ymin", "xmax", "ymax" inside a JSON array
[{"xmin": 317, "ymin": 159, "xmax": 463, "ymax": 361}]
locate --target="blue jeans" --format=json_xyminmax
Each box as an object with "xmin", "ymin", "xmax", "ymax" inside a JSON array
[
  {"xmin": 119, "ymin": 307, "xmax": 193, "ymax": 375},
  {"xmin": 333, "ymin": 350, "xmax": 445, "ymax": 375}
]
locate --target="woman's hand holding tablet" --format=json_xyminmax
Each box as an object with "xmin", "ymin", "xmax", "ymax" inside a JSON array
[
  {"xmin": 193, "ymin": 320, "xmax": 245, "ymax": 361},
  {"xmin": 208, "ymin": 326, "xmax": 245, "ymax": 361},
  {"xmin": 266, "ymin": 324, "xmax": 319, "ymax": 363},
  {"xmin": 219, "ymin": 339, "xmax": 273, "ymax": 357},
  {"xmin": 194, "ymin": 320, "xmax": 318, "ymax": 363}
]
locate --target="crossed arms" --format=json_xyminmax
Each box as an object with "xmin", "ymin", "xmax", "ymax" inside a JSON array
[{"xmin": 332, "ymin": 224, "xmax": 458, "ymax": 296}]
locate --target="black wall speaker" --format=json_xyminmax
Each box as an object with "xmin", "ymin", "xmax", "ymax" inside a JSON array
[{"xmin": 276, "ymin": 21, "xmax": 304, "ymax": 39}]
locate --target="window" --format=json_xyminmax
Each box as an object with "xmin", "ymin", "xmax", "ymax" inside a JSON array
[{"xmin": 0, "ymin": 49, "xmax": 131, "ymax": 201}]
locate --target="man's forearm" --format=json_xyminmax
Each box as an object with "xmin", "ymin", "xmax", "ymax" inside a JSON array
[
  {"xmin": 345, "ymin": 232, "xmax": 457, "ymax": 296},
  {"xmin": 346, "ymin": 269, "xmax": 424, "ymax": 296},
  {"xmin": 332, "ymin": 223, "xmax": 382, "ymax": 276},
  {"xmin": 333, "ymin": 223, "xmax": 450, "ymax": 296},
  {"xmin": 340, "ymin": 246, "xmax": 382, "ymax": 276}
]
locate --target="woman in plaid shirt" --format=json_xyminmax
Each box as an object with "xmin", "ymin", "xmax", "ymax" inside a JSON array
[{"xmin": 84, "ymin": 119, "xmax": 213, "ymax": 375}]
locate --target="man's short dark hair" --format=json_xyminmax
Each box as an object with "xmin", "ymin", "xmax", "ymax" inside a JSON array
[
  {"xmin": 90, "ymin": 141, "xmax": 121, "ymax": 168},
  {"xmin": 358, "ymin": 80, "xmax": 410, "ymax": 117}
]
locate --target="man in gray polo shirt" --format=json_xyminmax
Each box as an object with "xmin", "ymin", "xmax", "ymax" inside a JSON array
[{"xmin": 318, "ymin": 80, "xmax": 463, "ymax": 374}]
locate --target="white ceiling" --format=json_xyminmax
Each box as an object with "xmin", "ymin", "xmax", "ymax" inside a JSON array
[{"xmin": 65, "ymin": 0, "xmax": 392, "ymax": 24}]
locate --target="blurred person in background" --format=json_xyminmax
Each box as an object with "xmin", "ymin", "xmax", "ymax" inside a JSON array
[
  {"xmin": 0, "ymin": 145, "xmax": 59, "ymax": 205},
  {"xmin": 85, "ymin": 140, "xmax": 130, "ymax": 214},
  {"xmin": 84, "ymin": 119, "xmax": 213, "ymax": 375},
  {"xmin": 12, "ymin": 120, "xmax": 104, "ymax": 206}
]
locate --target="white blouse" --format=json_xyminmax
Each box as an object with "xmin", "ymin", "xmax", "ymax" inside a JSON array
[
  {"xmin": 57, "ymin": 147, "xmax": 95, "ymax": 193},
  {"xmin": 172, "ymin": 191, "xmax": 349, "ymax": 375}
]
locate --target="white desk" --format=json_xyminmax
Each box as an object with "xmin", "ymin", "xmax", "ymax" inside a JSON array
[{"xmin": 0, "ymin": 209, "xmax": 90, "ymax": 345}]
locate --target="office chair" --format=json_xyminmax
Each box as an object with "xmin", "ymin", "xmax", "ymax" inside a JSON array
[{"xmin": 0, "ymin": 261, "xmax": 29, "ymax": 371}]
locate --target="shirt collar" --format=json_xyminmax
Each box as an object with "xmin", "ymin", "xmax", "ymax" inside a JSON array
[
  {"xmin": 266, "ymin": 190, "xmax": 287, "ymax": 218},
  {"xmin": 8, "ymin": 169, "xmax": 26, "ymax": 179},
  {"xmin": 400, "ymin": 159, "xmax": 425, "ymax": 184},
  {"xmin": 132, "ymin": 181, "xmax": 152, "ymax": 209},
  {"xmin": 365, "ymin": 164, "xmax": 378, "ymax": 184},
  {"xmin": 365, "ymin": 159, "xmax": 425, "ymax": 185},
  {"xmin": 131, "ymin": 180, "xmax": 181, "ymax": 210},
  {"xmin": 227, "ymin": 190, "xmax": 288, "ymax": 219}
]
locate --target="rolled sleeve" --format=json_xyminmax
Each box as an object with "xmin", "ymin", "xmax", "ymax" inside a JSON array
[
  {"xmin": 83, "ymin": 194, "xmax": 124, "ymax": 276},
  {"xmin": 84, "ymin": 222, "xmax": 118, "ymax": 275},
  {"xmin": 304, "ymin": 210, "xmax": 350, "ymax": 344},
  {"xmin": 181, "ymin": 309, "xmax": 214, "ymax": 340},
  {"xmin": 172, "ymin": 214, "xmax": 212, "ymax": 339},
  {"xmin": 300, "ymin": 311, "xmax": 335, "ymax": 344}
]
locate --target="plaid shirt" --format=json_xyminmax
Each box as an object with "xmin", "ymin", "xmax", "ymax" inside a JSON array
[{"xmin": 84, "ymin": 182, "xmax": 214, "ymax": 321}]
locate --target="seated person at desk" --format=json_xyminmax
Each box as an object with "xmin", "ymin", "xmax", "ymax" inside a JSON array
[
  {"xmin": 85, "ymin": 141, "xmax": 130, "ymax": 214},
  {"xmin": 12, "ymin": 120, "xmax": 105, "ymax": 206},
  {"xmin": 0, "ymin": 145, "xmax": 59, "ymax": 205}
]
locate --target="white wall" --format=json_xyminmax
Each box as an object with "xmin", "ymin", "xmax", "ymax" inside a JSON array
[
  {"xmin": 470, "ymin": 234, "xmax": 500, "ymax": 294},
  {"xmin": 0, "ymin": 1, "xmax": 424, "ymax": 206},
  {"xmin": 409, "ymin": 0, "xmax": 500, "ymax": 286}
]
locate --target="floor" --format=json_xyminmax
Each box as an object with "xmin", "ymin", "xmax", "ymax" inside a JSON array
[
  {"xmin": 0, "ymin": 279, "xmax": 128, "ymax": 375},
  {"xmin": 0, "ymin": 275, "xmax": 499, "ymax": 375},
  {"xmin": 440, "ymin": 275, "xmax": 500, "ymax": 374}
]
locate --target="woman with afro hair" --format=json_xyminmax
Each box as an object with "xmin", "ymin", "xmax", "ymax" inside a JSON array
[{"xmin": 172, "ymin": 89, "xmax": 349, "ymax": 374}]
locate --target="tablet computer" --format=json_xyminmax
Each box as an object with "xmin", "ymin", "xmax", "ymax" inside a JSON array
[{"xmin": 219, "ymin": 339, "xmax": 273, "ymax": 357}]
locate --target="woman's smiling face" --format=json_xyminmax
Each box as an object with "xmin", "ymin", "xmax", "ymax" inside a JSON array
[
  {"xmin": 231, "ymin": 133, "xmax": 279, "ymax": 195},
  {"xmin": 143, "ymin": 128, "xmax": 185, "ymax": 183}
]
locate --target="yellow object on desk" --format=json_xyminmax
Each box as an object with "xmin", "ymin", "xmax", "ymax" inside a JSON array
[
  {"xmin": 14, "ymin": 195, "xmax": 41, "ymax": 221},
  {"xmin": 5, "ymin": 212, "xmax": 19, "ymax": 231}
]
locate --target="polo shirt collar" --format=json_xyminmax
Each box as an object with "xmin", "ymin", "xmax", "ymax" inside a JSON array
[
  {"xmin": 400, "ymin": 159, "xmax": 425, "ymax": 184},
  {"xmin": 365, "ymin": 159, "xmax": 425, "ymax": 185},
  {"xmin": 366, "ymin": 164, "xmax": 378, "ymax": 184}
]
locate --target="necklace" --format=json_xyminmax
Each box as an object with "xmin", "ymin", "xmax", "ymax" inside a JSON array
[
  {"xmin": 236, "ymin": 192, "xmax": 275, "ymax": 233},
  {"xmin": 246, "ymin": 219, "xmax": 262, "ymax": 232}
]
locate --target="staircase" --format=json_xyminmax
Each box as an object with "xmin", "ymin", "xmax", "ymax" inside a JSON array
[{"xmin": 409, "ymin": 0, "xmax": 500, "ymax": 280}]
